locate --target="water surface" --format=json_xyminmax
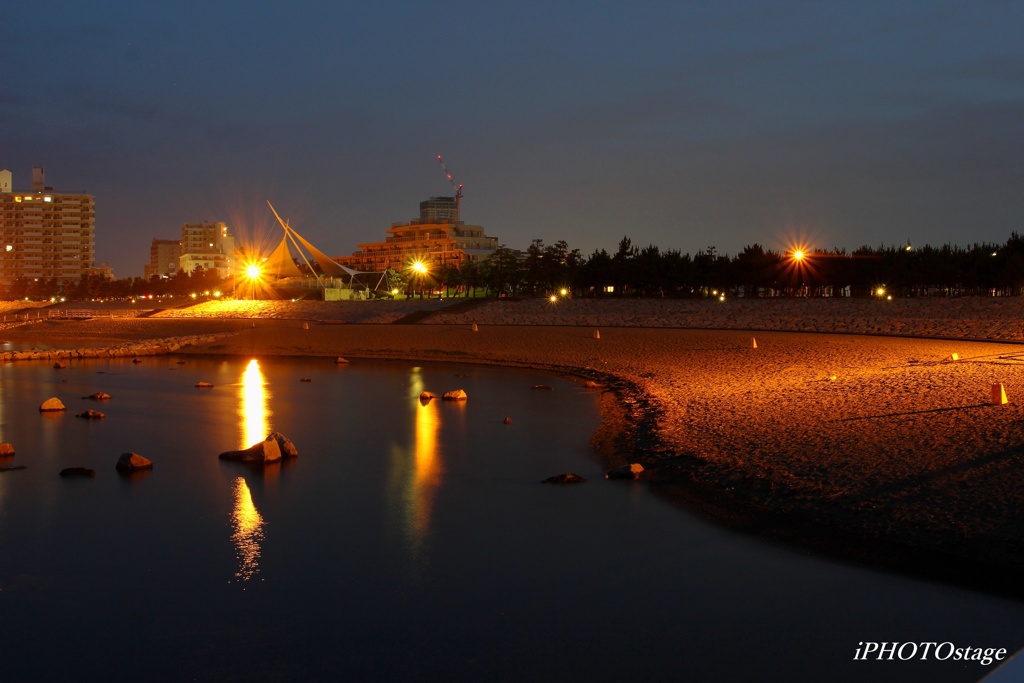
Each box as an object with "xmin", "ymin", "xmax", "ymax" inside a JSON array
[{"xmin": 0, "ymin": 356, "xmax": 1021, "ymax": 682}]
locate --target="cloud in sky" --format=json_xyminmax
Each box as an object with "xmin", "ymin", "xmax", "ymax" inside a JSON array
[{"xmin": 2, "ymin": 0, "xmax": 1022, "ymax": 277}]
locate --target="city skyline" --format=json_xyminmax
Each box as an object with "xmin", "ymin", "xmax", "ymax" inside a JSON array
[{"xmin": 3, "ymin": 1, "xmax": 1022, "ymax": 279}]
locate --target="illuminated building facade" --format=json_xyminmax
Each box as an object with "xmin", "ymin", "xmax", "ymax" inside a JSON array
[
  {"xmin": 144, "ymin": 238, "xmax": 182, "ymax": 279},
  {"xmin": 178, "ymin": 221, "xmax": 235, "ymax": 278},
  {"xmin": 338, "ymin": 196, "xmax": 498, "ymax": 272},
  {"xmin": 0, "ymin": 167, "xmax": 96, "ymax": 287}
]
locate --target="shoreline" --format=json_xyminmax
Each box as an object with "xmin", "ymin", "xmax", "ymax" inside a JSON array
[{"xmin": 4, "ymin": 306, "xmax": 1024, "ymax": 598}]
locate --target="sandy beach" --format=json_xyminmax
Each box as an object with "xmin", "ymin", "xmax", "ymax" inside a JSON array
[{"xmin": 4, "ymin": 297, "xmax": 1024, "ymax": 595}]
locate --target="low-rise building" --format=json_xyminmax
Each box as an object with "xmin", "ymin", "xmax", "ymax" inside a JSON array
[{"xmin": 338, "ymin": 196, "xmax": 498, "ymax": 272}]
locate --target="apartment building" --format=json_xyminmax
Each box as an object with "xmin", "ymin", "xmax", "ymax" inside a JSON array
[
  {"xmin": 0, "ymin": 167, "xmax": 96, "ymax": 287},
  {"xmin": 144, "ymin": 238, "xmax": 182, "ymax": 279},
  {"xmin": 178, "ymin": 221, "xmax": 235, "ymax": 279}
]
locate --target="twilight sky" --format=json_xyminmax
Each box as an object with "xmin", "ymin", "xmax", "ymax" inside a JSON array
[{"xmin": 3, "ymin": 1, "xmax": 1023, "ymax": 278}]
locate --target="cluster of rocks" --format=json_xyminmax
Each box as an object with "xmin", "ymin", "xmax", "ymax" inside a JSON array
[{"xmin": 2, "ymin": 334, "xmax": 231, "ymax": 363}]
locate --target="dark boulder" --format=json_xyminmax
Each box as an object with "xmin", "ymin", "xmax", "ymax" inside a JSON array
[
  {"xmin": 60, "ymin": 467, "xmax": 96, "ymax": 478},
  {"xmin": 605, "ymin": 463, "xmax": 645, "ymax": 480},
  {"xmin": 116, "ymin": 452, "xmax": 153, "ymax": 473},
  {"xmin": 542, "ymin": 473, "xmax": 586, "ymax": 484}
]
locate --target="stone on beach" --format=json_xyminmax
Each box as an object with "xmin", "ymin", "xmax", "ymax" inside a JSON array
[
  {"xmin": 39, "ymin": 397, "xmax": 66, "ymax": 412},
  {"xmin": 442, "ymin": 389, "xmax": 468, "ymax": 401},
  {"xmin": 219, "ymin": 439, "xmax": 282, "ymax": 464},
  {"xmin": 116, "ymin": 452, "xmax": 154, "ymax": 473},
  {"xmin": 336, "ymin": 357, "xmax": 349, "ymax": 364}
]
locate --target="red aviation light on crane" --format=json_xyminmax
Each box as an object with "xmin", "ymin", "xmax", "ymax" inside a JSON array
[{"xmin": 436, "ymin": 154, "xmax": 464, "ymax": 223}]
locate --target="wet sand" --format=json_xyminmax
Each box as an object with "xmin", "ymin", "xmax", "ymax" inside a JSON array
[{"xmin": 4, "ymin": 300, "xmax": 1024, "ymax": 596}]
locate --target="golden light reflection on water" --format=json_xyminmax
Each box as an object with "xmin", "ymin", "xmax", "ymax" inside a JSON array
[
  {"xmin": 412, "ymin": 398, "xmax": 442, "ymax": 533},
  {"xmin": 231, "ymin": 477, "xmax": 265, "ymax": 582},
  {"xmin": 388, "ymin": 367, "xmax": 445, "ymax": 550},
  {"xmin": 239, "ymin": 359, "xmax": 270, "ymax": 450}
]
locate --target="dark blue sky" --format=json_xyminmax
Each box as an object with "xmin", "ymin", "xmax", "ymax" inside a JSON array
[{"xmin": 3, "ymin": 1, "xmax": 1022, "ymax": 278}]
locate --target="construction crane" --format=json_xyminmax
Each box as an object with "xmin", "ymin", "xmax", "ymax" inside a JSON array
[{"xmin": 436, "ymin": 154, "xmax": 463, "ymax": 223}]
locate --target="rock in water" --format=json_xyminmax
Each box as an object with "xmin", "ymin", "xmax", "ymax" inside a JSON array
[
  {"xmin": 116, "ymin": 452, "xmax": 153, "ymax": 473},
  {"xmin": 542, "ymin": 473, "xmax": 586, "ymax": 484},
  {"xmin": 442, "ymin": 389, "xmax": 468, "ymax": 401},
  {"xmin": 76, "ymin": 410, "xmax": 106, "ymax": 419},
  {"xmin": 195, "ymin": 381, "xmax": 214, "ymax": 388},
  {"xmin": 39, "ymin": 397, "xmax": 66, "ymax": 412},
  {"xmin": 60, "ymin": 467, "xmax": 96, "ymax": 478},
  {"xmin": 83, "ymin": 392, "xmax": 112, "ymax": 401},
  {"xmin": 265, "ymin": 432, "xmax": 298, "ymax": 458},
  {"xmin": 0, "ymin": 443, "xmax": 14, "ymax": 456},
  {"xmin": 219, "ymin": 439, "xmax": 282, "ymax": 464},
  {"xmin": 605, "ymin": 463, "xmax": 645, "ymax": 480}
]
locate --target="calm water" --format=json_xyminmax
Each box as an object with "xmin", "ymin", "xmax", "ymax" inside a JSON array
[{"xmin": 0, "ymin": 356, "xmax": 1022, "ymax": 682}]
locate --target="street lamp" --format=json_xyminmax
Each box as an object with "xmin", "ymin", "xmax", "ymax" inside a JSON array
[{"xmin": 245, "ymin": 264, "xmax": 262, "ymax": 300}]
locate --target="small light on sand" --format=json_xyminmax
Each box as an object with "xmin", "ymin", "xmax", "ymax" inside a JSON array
[
  {"xmin": 886, "ymin": 295, "xmax": 892, "ymax": 301},
  {"xmin": 876, "ymin": 287, "xmax": 886, "ymax": 297},
  {"xmin": 560, "ymin": 288, "xmax": 568, "ymax": 297},
  {"xmin": 719, "ymin": 295, "xmax": 725, "ymax": 302},
  {"xmin": 549, "ymin": 295, "xmax": 558, "ymax": 303}
]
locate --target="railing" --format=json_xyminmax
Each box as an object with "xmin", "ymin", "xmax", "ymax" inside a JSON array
[{"xmin": 39, "ymin": 309, "xmax": 144, "ymax": 320}]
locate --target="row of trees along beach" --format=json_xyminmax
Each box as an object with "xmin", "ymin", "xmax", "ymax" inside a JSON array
[{"xmin": 6, "ymin": 233, "xmax": 1024, "ymax": 301}]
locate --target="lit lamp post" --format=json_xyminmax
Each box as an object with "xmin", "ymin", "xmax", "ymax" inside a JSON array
[
  {"xmin": 411, "ymin": 260, "xmax": 429, "ymax": 299},
  {"xmin": 245, "ymin": 264, "xmax": 261, "ymax": 301}
]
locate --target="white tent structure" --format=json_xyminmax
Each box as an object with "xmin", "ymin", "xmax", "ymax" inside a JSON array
[{"xmin": 264, "ymin": 201, "xmax": 389, "ymax": 296}]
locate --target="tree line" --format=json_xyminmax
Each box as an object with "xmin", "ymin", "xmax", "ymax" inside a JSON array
[
  {"xmin": 6, "ymin": 232, "xmax": 1024, "ymax": 301},
  {"xmin": 430, "ymin": 233, "xmax": 1024, "ymax": 298}
]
